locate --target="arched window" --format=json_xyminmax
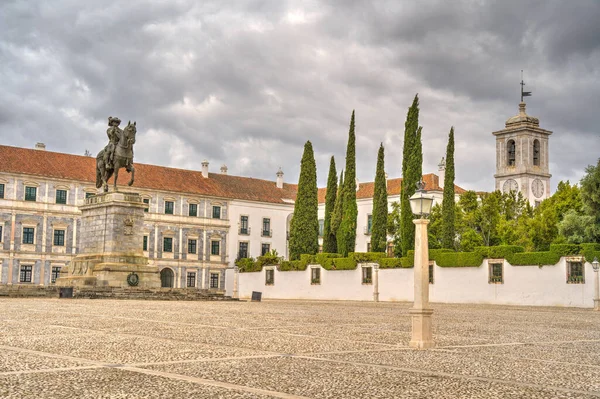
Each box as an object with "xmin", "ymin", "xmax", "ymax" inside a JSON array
[
  {"xmin": 507, "ymin": 140, "xmax": 516, "ymax": 166},
  {"xmin": 533, "ymin": 139, "xmax": 540, "ymax": 166}
]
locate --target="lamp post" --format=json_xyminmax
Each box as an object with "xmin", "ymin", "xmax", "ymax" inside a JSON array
[
  {"xmin": 408, "ymin": 180, "xmax": 435, "ymax": 349},
  {"xmin": 593, "ymin": 257, "xmax": 599, "ymax": 311}
]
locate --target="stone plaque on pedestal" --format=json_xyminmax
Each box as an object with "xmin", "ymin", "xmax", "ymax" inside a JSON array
[{"xmin": 57, "ymin": 191, "xmax": 160, "ymax": 288}]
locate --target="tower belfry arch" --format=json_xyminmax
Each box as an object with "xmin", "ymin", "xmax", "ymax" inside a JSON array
[{"xmin": 493, "ymin": 74, "xmax": 552, "ymax": 206}]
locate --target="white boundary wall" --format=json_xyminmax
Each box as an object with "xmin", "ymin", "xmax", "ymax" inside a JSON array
[{"xmin": 235, "ymin": 257, "xmax": 597, "ymax": 308}]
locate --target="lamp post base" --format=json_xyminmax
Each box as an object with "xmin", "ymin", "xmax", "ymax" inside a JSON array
[{"xmin": 409, "ymin": 307, "xmax": 435, "ymax": 349}]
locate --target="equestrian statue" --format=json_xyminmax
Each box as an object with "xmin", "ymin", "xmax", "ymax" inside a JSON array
[{"xmin": 96, "ymin": 116, "xmax": 136, "ymax": 192}]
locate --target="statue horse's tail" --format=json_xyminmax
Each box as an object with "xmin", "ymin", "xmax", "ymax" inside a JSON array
[{"xmin": 96, "ymin": 150, "xmax": 104, "ymax": 189}]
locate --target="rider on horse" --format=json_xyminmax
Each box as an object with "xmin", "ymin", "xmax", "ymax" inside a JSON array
[{"xmin": 104, "ymin": 116, "xmax": 123, "ymax": 168}]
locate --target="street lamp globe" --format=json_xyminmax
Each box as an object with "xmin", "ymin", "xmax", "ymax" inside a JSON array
[
  {"xmin": 593, "ymin": 257, "xmax": 599, "ymax": 272},
  {"xmin": 409, "ymin": 180, "xmax": 435, "ymax": 218}
]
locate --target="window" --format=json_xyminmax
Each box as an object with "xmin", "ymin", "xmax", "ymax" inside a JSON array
[
  {"xmin": 489, "ymin": 263, "xmax": 503, "ymax": 284},
  {"xmin": 362, "ymin": 267, "xmax": 373, "ymax": 284},
  {"xmin": 165, "ymin": 201, "xmax": 174, "ymax": 215},
  {"xmin": 143, "ymin": 235, "xmax": 148, "ymax": 251},
  {"xmin": 25, "ymin": 186, "xmax": 37, "ymax": 201},
  {"xmin": 143, "ymin": 198, "xmax": 150, "ymax": 212},
  {"xmin": 533, "ymin": 139, "xmax": 540, "ymax": 166},
  {"xmin": 0, "ymin": 183, "xmax": 4, "ymax": 199},
  {"xmin": 507, "ymin": 139, "xmax": 516, "ymax": 166},
  {"xmin": 85, "ymin": 192, "xmax": 95, "ymax": 199},
  {"xmin": 188, "ymin": 239, "xmax": 197, "ymax": 254},
  {"xmin": 23, "ymin": 227, "xmax": 35, "ymax": 245},
  {"xmin": 567, "ymin": 262, "xmax": 584, "ymax": 284},
  {"xmin": 318, "ymin": 219, "xmax": 324, "ymax": 237},
  {"xmin": 189, "ymin": 203, "xmax": 198, "ymax": 217},
  {"xmin": 262, "ymin": 218, "xmax": 271, "ymax": 237},
  {"xmin": 311, "ymin": 267, "xmax": 320, "ymax": 285},
  {"xmin": 53, "ymin": 230, "xmax": 65, "ymax": 246},
  {"xmin": 163, "ymin": 237, "xmax": 173, "ymax": 253},
  {"xmin": 212, "ymin": 206, "xmax": 221, "ymax": 219},
  {"xmin": 265, "ymin": 269, "xmax": 274, "ymax": 285},
  {"xmin": 240, "ymin": 215, "xmax": 249, "ymax": 235},
  {"xmin": 51, "ymin": 266, "xmax": 61, "ymax": 283},
  {"xmin": 187, "ymin": 272, "xmax": 196, "ymax": 288},
  {"xmin": 366, "ymin": 214, "xmax": 373, "ymax": 235},
  {"xmin": 210, "ymin": 272, "xmax": 219, "ymax": 289},
  {"xmin": 0, "ymin": 225, "xmax": 3, "ymax": 242},
  {"xmin": 211, "ymin": 240, "xmax": 220, "ymax": 256},
  {"xmin": 429, "ymin": 263, "xmax": 434, "ymax": 284},
  {"xmin": 55, "ymin": 189, "xmax": 67, "ymax": 204},
  {"xmin": 261, "ymin": 243, "xmax": 271, "ymax": 256},
  {"xmin": 238, "ymin": 242, "xmax": 248, "ymax": 259},
  {"xmin": 20, "ymin": 265, "xmax": 32, "ymax": 283},
  {"xmin": 367, "ymin": 242, "xmax": 371, "ymax": 252}
]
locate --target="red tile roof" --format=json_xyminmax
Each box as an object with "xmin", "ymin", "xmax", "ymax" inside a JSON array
[
  {"xmin": 317, "ymin": 174, "xmax": 466, "ymax": 203},
  {"xmin": 0, "ymin": 145, "xmax": 466, "ymax": 205}
]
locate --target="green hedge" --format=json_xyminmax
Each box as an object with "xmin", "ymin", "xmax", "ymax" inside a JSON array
[
  {"xmin": 379, "ymin": 258, "xmax": 409, "ymax": 268},
  {"xmin": 580, "ymin": 243, "xmax": 600, "ymax": 263},
  {"xmin": 434, "ymin": 251, "xmax": 484, "ymax": 267},
  {"xmin": 475, "ymin": 245, "xmax": 524, "ymax": 259},
  {"xmin": 350, "ymin": 252, "xmax": 387, "ymax": 263},
  {"xmin": 509, "ymin": 251, "xmax": 560, "ymax": 266},
  {"xmin": 331, "ymin": 257, "xmax": 357, "ymax": 270},
  {"xmin": 549, "ymin": 244, "xmax": 581, "ymax": 256}
]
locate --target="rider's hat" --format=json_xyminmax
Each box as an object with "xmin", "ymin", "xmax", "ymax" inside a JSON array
[{"xmin": 108, "ymin": 116, "xmax": 122, "ymax": 126}]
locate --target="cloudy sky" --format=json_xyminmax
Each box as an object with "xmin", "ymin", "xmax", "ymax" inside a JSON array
[{"xmin": 1, "ymin": 0, "xmax": 598, "ymax": 192}]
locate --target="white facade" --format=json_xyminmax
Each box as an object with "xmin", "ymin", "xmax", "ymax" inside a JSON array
[{"xmin": 236, "ymin": 257, "xmax": 597, "ymax": 308}]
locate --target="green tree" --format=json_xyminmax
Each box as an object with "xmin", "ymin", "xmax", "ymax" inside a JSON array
[
  {"xmin": 338, "ymin": 111, "xmax": 358, "ymax": 256},
  {"xmin": 322, "ymin": 156, "xmax": 338, "ymax": 253},
  {"xmin": 387, "ymin": 201, "xmax": 402, "ymax": 257},
  {"xmin": 332, "ymin": 170, "xmax": 344, "ymax": 248},
  {"xmin": 441, "ymin": 127, "xmax": 455, "ymax": 249},
  {"xmin": 558, "ymin": 209, "xmax": 596, "ymax": 244},
  {"xmin": 400, "ymin": 95, "xmax": 423, "ymax": 255},
  {"xmin": 460, "ymin": 228, "xmax": 484, "ymax": 252},
  {"xmin": 371, "ymin": 144, "xmax": 388, "ymax": 252},
  {"xmin": 580, "ymin": 159, "xmax": 600, "ymax": 242},
  {"xmin": 478, "ymin": 191, "xmax": 502, "ymax": 246},
  {"xmin": 427, "ymin": 204, "xmax": 444, "ymax": 249},
  {"xmin": 289, "ymin": 141, "xmax": 319, "ymax": 260}
]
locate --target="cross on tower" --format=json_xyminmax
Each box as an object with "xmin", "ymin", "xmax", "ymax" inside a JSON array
[{"xmin": 520, "ymin": 70, "xmax": 532, "ymax": 102}]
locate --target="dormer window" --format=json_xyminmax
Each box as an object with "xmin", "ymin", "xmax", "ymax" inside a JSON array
[
  {"xmin": 533, "ymin": 139, "xmax": 540, "ymax": 166},
  {"xmin": 507, "ymin": 140, "xmax": 516, "ymax": 167}
]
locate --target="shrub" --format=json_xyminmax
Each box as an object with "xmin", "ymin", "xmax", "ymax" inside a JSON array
[
  {"xmin": 400, "ymin": 256, "xmax": 414, "ymax": 267},
  {"xmin": 549, "ymin": 244, "xmax": 581, "ymax": 256},
  {"xmin": 435, "ymin": 251, "xmax": 484, "ymax": 267},
  {"xmin": 580, "ymin": 243, "xmax": 600, "ymax": 263},
  {"xmin": 509, "ymin": 251, "xmax": 560, "ymax": 266},
  {"xmin": 279, "ymin": 260, "xmax": 307, "ymax": 271},
  {"xmin": 475, "ymin": 245, "xmax": 524, "ymax": 259},
  {"xmin": 235, "ymin": 257, "xmax": 259, "ymax": 273},
  {"xmin": 379, "ymin": 258, "xmax": 406, "ymax": 268},
  {"xmin": 350, "ymin": 252, "xmax": 387, "ymax": 263},
  {"xmin": 331, "ymin": 257, "xmax": 357, "ymax": 270}
]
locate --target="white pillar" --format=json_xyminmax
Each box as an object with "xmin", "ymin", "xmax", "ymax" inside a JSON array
[
  {"xmin": 409, "ymin": 218, "xmax": 435, "ymax": 349},
  {"xmin": 594, "ymin": 270, "xmax": 599, "ymax": 311},
  {"xmin": 373, "ymin": 264, "xmax": 379, "ymax": 302},
  {"xmin": 233, "ymin": 267, "xmax": 239, "ymax": 299}
]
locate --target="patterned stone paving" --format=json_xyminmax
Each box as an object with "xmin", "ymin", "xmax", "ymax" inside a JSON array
[{"xmin": 1, "ymin": 298, "xmax": 599, "ymax": 398}]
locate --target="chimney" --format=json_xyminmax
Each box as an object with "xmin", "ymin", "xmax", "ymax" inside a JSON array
[
  {"xmin": 438, "ymin": 157, "xmax": 446, "ymax": 189},
  {"xmin": 201, "ymin": 160, "xmax": 209, "ymax": 178},
  {"xmin": 220, "ymin": 164, "xmax": 228, "ymax": 175},
  {"xmin": 35, "ymin": 143, "xmax": 46, "ymax": 151},
  {"xmin": 276, "ymin": 167, "xmax": 284, "ymax": 189}
]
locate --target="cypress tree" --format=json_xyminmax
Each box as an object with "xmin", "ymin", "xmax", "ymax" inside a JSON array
[
  {"xmin": 441, "ymin": 127, "xmax": 456, "ymax": 249},
  {"xmin": 323, "ymin": 156, "xmax": 338, "ymax": 253},
  {"xmin": 332, "ymin": 170, "xmax": 344, "ymax": 252},
  {"xmin": 371, "ymin": 144, "xmax": 388, "ymax": 252},
  {"xmin": 339, "ymin": 110, "xmax": 358, "ymax": 257},
  {"xmin": 289, "ymin": 141, "xmax": 319, "ymax": 260},
  {"xmin": 400, "ymin": 95, "xmax": 423, "ymax": 256}
]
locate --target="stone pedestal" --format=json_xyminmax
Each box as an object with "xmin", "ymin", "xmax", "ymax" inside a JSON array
[
  {"xmin": 409, "ymin": 218, "xmax": 435, "ymax": 349},
  {"xmin": 56, "ymin": 191, "xmax": 160, "ymax": 289}
]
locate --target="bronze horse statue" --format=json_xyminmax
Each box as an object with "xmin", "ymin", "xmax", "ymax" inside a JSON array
[{"xmin": 96, "ymin": 121, "xmax": 136, "ymax": 192}]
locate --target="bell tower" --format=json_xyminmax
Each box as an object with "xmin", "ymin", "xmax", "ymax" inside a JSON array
[{"xmin": 493, "ymin": 100, "xmax": 552, "ymax": 206}]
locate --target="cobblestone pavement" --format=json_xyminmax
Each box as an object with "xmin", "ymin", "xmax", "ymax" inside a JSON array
[{"xmin": 1, "ymin": 299, "xmax": 599, "ymax": 398}]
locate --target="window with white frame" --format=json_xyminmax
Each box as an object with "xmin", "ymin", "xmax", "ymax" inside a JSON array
[
  {"xmin": 20, "ymin": 265, "xmax": 32, "ymax": 283},
  {"xmin": 163, "ymin": 237, "xmax": 173, "ymax": 252},
  {"xmin": 55, "ymin": 189, "xmax": 67, "ymax": 204},
  {"xmin": 143, "ymin": 198, "xmax": 150, "ymax": 212},
  {"xmin": 489, "ymin": 263, "xmax": 503, "ymax": 284},
  {"xmin": 0, "ymin": 183, "xmax": 4, "ymax": 198},
  {"xmin": 0, "ymin": 225, "xmax": 3, "ymax": 242},
  {"xmin": 143, "ymin": 235, "xmax": 148, "ymax": 251},
  {"xmin": 53, "ymin": 229, "xmax": 65, "ymax": 246},
  {"xmin": 187, "ymin": 272, "xmax": 196, "ymax": 288},
  {"xmin": 261, "ymin": 243, "xmax": 271, "ymax": 256},
  {"xmin": 318, "ymin": 219, "xmax": 324, "ymax": 237},
  {"xmin": 164, "ymin": 200, "xmax": 174, "ymax": 215},
  {"xmin": 265, "ymin": 269, "xmax": 274, "ymax": 285},
  {"xmin": 311, "ymin": 267, "xmax": 320, "ymax": 285},
  {"xmin": 211, "ymin": 240, "xmax": 220, "ymax": 256},
  {"xmin": 210, "ymin": 272, "xmax": 220, "ymax": 289},
  {"xmin": 188, "ymin": 239, "xmax": 197, "ymax": 254},
  {"xmin": 567, "ymin": 261, "xmax": 584, "ymax": 284},
  {"xmin": 22, "ymin": 227, "xmax": 35, "ymax": 245},
  {"xmin": 212, "ymin": 205, "xmax": 221, "ymax": 219},
  {"xmin": 239, "ymin": 215, "xmax": 249, "ymax": 235},
  {"xmin": 238, "ymin": 241, "xmax": 249, "ymax": 259},
  {"xmin": 25, "ymin": 186, "xmax": 37, "ymax": 201},
  {"xmin": 362, "ymin": 266, "xmax": 373, "ymax": 284},
  {"xmin": 51, "ymin": 266, "xmax": 61, "ymax": 283},
  {"xmin": 189, "ymin": 203, "xmax": 198, "ymax": 217}
]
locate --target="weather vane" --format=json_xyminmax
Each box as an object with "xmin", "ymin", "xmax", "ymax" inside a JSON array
[{"xmin": 520, "ymin": 70, "xmax": 532, "ymax": 102}]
